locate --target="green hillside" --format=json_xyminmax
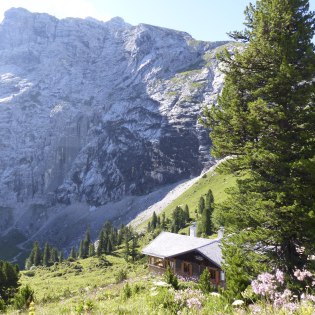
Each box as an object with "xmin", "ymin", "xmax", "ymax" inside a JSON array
[
  {"xmin": 137, "ymin": 167, "xmax": 238, "ymax": 232},
  {"xmin": 162, "ymin": 171, "xmax": 236, "ymax": 218}
]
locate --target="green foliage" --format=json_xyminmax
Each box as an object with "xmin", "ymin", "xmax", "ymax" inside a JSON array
[
  {"xmin": 122, "ymin": 282, "xmax": 132, "ymax": 300},
  {"xmin": 198, "ymin": 196, "xmax": 205, "ymax": 214},
  {"xmin": 114, "ymin": 268, "xmax": 127, "ymax": 283},
  {"xmin": 0, "ymin": 299, "xmax": 5, "ymax": 312},
  {"xmin": 197, "ymin": 189, "xmax": 214, "ymax": 236},
  {"xmin": 202, "ymin": 0, "xmax": 315, "ymax": 296},
  {"xmin": 164, "ymin": 266, "xmax": 179, "ymax": 290},
  {"xmin": 69, "ymin": 247, "xmax": 77, "ymax": 260},
  {"xmin": 12, "ymin": 285, "xmax": 34, "ymax": 310},
  {"xmin": 88, "ymin": 243, "xmax": 95, "ymax": 257},
  {"xmin": 0, "ymin": 259, "xmax": 20, "ymax": 302},
  {"xmin": 151, "ymin": 211, "xmax": 158, "ymax": 230},
  {"xmin": 199, "ymin": 268, "xmax": 213, "ymax": 293},
  {"xmin": 42, "ymin": 242, "xmax": 50, "ymax": 267},
  {"xmin": 171, "ymin": 206, "xmax": 189, "ymax": 233},
  {"xmin": 147, "ymin": 287, "xmax": 178, "ymax": 313}
]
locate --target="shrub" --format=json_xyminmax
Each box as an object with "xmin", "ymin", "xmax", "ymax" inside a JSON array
[
  {"xmin": 122, "ymin": 283, "xmax": 132, "ymax": 300},
  {"xmin": 148, "ymin": 287, "xmax": 178, "ymax": 313},
  {"xmin": 24, "ymin": 270, "xmax": 35, "ymax": 277},
  {"xmin": 164, "ymin": 266, "xmax": 179, "ymax": 290},
  {"xmin": 115, "ymin": 268, "xmax": 127, "ymax": 283},
  {"xmin": 12, "ymin": 285, "xmax": 34, "ymax": 310},
  {"xmin": 0, "ymin": 299, "xmax": 6, "ymax": 312},
  {"xmin": 199, "ymin": 268, "xmax": 214, "ymax": 293}
]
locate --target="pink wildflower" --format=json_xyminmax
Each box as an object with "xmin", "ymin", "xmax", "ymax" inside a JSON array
[
  {"xmin": 275, "ymin": 269, "xmax": 284, "ymax": 284},
  {"xmin": 249, "ymin": 304, "xmax": 262, "ymax": 314},
  {"xmin": 251, "ymin": 272, "xmax": 276, "ymax": 296},
  {"xmin": 187, "ymin": 297, "xmax": 202, "ymax": 310},
  {"xmin": 294, "ymin": 269, "xmax": 313, "ymax": 281},
  {"xmin": 282, "ymin": 302, "xmax": 298, "ymax": 312}
]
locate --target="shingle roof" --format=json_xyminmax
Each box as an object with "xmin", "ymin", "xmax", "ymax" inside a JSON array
[
  {"xmin": 197, "ymin": 240, "xmax": 222, "ymax": 267},
  {"xmin": 142, "ymin": 231, "xmax": 223, "ymax": 267}
]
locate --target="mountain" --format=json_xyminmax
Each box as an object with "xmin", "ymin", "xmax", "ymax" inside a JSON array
[{"xmin": 0, "ymin": 8, "xmax": 231, "ymax": 259}]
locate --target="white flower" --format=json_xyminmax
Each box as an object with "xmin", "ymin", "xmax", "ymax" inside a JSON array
[
  {"xmin": 153, "ymin": 281, "xmax": 170, "ymax": 287},
  {"xmin": 210, "ymin": 292, "xmax": 221, "ymax": 297},
  {"xmin": 232, "ymin": 299, "xmax": 245, "ymax": 307}
]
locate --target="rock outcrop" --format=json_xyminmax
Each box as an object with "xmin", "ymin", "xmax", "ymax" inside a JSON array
[{"xmin": 0, "ymin": 8, "xmax": 231, "ymax": 257}]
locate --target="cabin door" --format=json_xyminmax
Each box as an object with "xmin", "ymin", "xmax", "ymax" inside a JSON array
[{"xmin": 182, "ymin": 262, "xmax": 192, "ymax": 276}]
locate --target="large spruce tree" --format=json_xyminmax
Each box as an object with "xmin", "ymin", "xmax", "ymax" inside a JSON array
[{"xmin": 203, "ymin": 0, "xmax": 315, "ymax": 297}]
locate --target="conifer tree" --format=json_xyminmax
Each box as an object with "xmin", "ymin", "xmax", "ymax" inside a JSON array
[
  {"xmin": 184, "ymin": 204, "xmax": 190, "ymax": 222},
  {"xmin": 78, "ymin": 240, "xmax": 84, "ymax": 259},
  {"xmin": 69, "ymin": 247, "xmax": 77, "ymax": 260},
  {"xmin": 50, "ymin": 247, "xmax": 58, "ymax": 264},
  {"xmin": 131, "ymin": 236, "xmax": 138, "ymax": 262},
  {"xmin": 97, "ymin": 230, "xmax": 106, "ymax": 257},
  {"xmin": 124, "ymin": 238, "xmax": 130, "ymax": 262},
  {"xmin": 202, "ymin": 0, "xmax": 315, "ymax": 296},
  {"xmin": 32, "ymin": 241, "xmax": 42, "ymax": 266},
  {"xmin": 106, "ymin": 236, "xmax": 113, "ymax": 254},
  {"xmin": 42, "ymin": 242, "xmax": 50, "ymax": 267},
  {"xmin": 147, "ymin": 221, "xmax": 151, "ymax": 232},
  {"xmin": 0, "ymin": 260, "xmax": 20, "ymax": 302},
  {"xmin": 59, "ymin": 250, "xmax": 64, "ymax": 263},
  {"xmin": 161, "ymin": 212, "xmax": 166, "ymax": 229},
  {"xmin": 88, "ymin": 243, "xmax": 95, "ymax": 257},
  {"xmin": 82, "ymin": 229, "xmax": 91, "ymax": 258},
  {"xmin": 151, "ymin": 211, "xmax": 158, "ymax": 230},
  {"xmin": 198, "ymin": 197, "xmax": 205, "ymax": 214},
  {"xmin": 205, "ymin": 189, "xmax": 214, "ymax": 210}
]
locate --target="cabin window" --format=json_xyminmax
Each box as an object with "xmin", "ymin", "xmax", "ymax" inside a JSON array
[{"xmin": 150, "ymin": 257, "xmax": 165, "ymax": 268}]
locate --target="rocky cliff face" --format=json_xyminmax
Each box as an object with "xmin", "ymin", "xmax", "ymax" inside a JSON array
[
  {"xmin": 0, "ymin": 8, "xmax": 229, "ymax": 207},
  {"xmin": 0, "ymin": 8, "xmax": 230, "ymax": 257}
]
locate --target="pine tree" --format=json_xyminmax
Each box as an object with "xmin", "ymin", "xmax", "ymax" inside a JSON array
[
  {"xmin": 89, "ymin": 243, "xmax": 95, "ymax": 257},
  {"xmin": 0, "ymin": 260, "xmax": 20, "ymax": 302},
  {"xmin": 42, "ymin": 242, "xmax": 50, "ymax": 267},
  {"xmin": 205, "ymin": 189, "xmax": 214, "ymax": 210},
  {"xmin": 202, "ymin": 0, "xmax": 315, "ymax": 296},
  {"xmin": 69, "ymin": 247, "xmax": 76, "ymax": 260},
  {"xmin": 161, "ymin": 212, "xmax": 166, "ymax": 229},
  {"xmin": 106, "ymin": 236, "xmax": 113, "ymax": 254},
  {"xmin": 184, "ymin": 204, "xmax": 190, "ymax": 223},
  {"xmin": 124, "ymin": 238, "xmax": 130, "ymax": 262},
  {"xmin": 151, "ymin": 211, "xmax": 158, "ymax": 230},
  {"xmin": 198, "ymin": 197, "xmax": 205, "ymax": 214},
  {"xmin": 199, "ymin": 268, "xmax": 213, "ymax": 293},
  {"xmin": 97, "ymin": 230, "xmax": 106, "ymax": 257},
  {"xmin": 131, "ymin": 236, "xmax": 138, "ymax": 262},
  {"xmin": 59, "ymin": 250, "xmax": 64, "ymax": 263},
  {"xmin": 50, "ymin": 248, "xmax": 58, "ymax": 264},
  {"xmin": 117, "ymin": 224, "xmax": 125, "ymax": 245},
  {"xmin": 78, "ymin": 240, "xmax": 84, "ymax": 259},
  {"xmin": 82, "ymin": 229, "xmax": 91, "ymax": 258},
  {"xmin": 32, "ymin": 241, "xmax": 42, "ymax": 266}
]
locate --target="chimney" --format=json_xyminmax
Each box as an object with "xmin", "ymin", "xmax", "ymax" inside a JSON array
[
  {"xmin": 218, "ymin": 227, "xmax": 224, "ymax": 239},
  {"xmin": 189, "ymin": 222, "xmax": 197, "ymax": 237}
]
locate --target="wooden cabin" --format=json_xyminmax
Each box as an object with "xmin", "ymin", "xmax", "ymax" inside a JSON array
[{"xmin": 142, "ymin": 229, "xmax": 225, "ymax": 287}]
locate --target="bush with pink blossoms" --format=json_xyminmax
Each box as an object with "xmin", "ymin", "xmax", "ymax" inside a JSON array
[
  {"xmin": 174, "ymin": 288, "xmax": 205, "ymax": 311},
  {"xmin": 249, "ymin": 268, "xmax": 315, "ymax": 313}
]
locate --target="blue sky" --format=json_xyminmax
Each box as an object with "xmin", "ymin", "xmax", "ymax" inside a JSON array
[{"xmin": 0, "ymin": 0, "xmax": 314, "ymax": 41}]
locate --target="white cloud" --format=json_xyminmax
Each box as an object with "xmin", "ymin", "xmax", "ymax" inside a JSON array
[{"xmin": 0, "ymin": 0, "xmax": 111, "ymax": 22}]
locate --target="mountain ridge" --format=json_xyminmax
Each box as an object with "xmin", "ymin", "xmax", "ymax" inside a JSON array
[{"xmin": 0, "ymin": 7, "xmax": 232, "ymax": 258}]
